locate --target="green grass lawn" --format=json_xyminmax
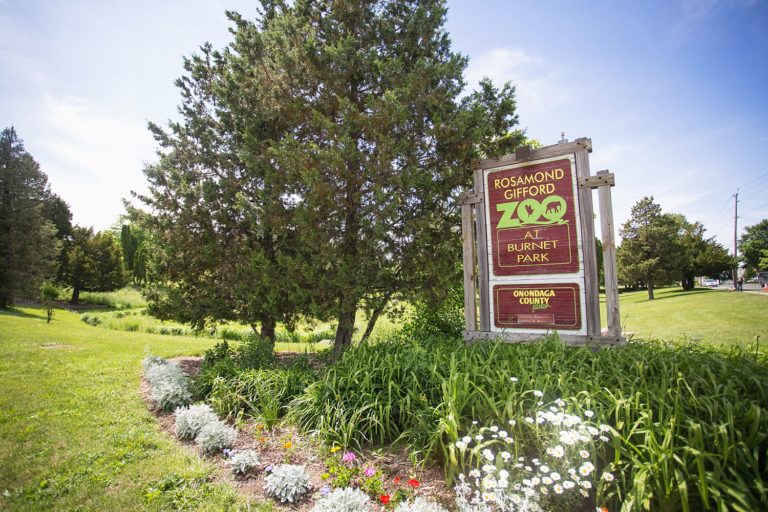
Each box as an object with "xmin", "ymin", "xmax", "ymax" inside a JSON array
[
  {"xmin": 0, "ymin": 306, "xmax": 269, "ymax": 511},
  {"xmin": 602, "ymin": 286, "xmax": 767, "ymax": 346},
  {"xmin": 2, "ymin": 288, "xmax": 765, "ymax": 510}
]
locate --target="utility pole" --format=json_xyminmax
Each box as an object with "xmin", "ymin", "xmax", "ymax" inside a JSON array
[{"xmin": 733, "ymin": 191, "xmax": 739, "ymax": 287}]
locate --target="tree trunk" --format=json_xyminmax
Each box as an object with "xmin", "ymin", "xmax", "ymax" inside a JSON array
[
  {"xmin": 260, "ymin": 317, "xmax": 277, "ymax": 347},
  {"xmin": 681, "ymin": 275, "xmax": 695, "ymax": 291},
  {"xmin": 333, "ymin": 304, "xmax": 357, "ymax": 359},
  {"xmin": 647, "ymin": 281, "xmax": 655, "ymax": 301},
  {"xmin": 70, "ymin": 286, "xmax": 81, "ymax": 304},
  {"xmin": 360, "ymin": 290, "xmax": 394, "ymax": 343}
]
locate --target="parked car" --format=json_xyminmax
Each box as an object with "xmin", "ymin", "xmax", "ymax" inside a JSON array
[{"xmin": 703, "ymin": 279, "xmax": 719, "ymax": 288}]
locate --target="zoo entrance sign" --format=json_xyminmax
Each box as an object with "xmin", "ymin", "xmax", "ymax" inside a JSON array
[{"xmin": 459, "ymin": 138, "xmax": 625, "ymax": 346}]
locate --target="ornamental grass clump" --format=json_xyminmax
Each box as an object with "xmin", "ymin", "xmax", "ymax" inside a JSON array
[
  {"xmin": 174, "ymin": 403, "xmax": 219, "ymax": 439},
  {"xmin": 194, "ymin": 419, "xmax": 237, "ymax": 454},
  {"xmin": 311, "ymin": 486, "xmax": 370, "ymax": 512},
  {"xmin": 453, "ymin": 400, "xmax": 613, "ymax": 512},
  {"xmin": 226, "ymin": 449, "xmax": 261, "ymax": 476},
  {"xmin": 143, "ymin": 355, "xmax": 191, "ymax": 411},
  {"xmin": 264, "ymin": 464, "xmax": 311, "ymax": 503}
]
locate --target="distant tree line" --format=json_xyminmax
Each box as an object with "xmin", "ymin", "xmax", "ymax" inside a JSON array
[
  {"xmin": 0, "ymin": 127, "xmax": 126, "ymax": 308},
  {"xmin": 617, "ymin": 196, "xmax": 735, "ymax": 300}
]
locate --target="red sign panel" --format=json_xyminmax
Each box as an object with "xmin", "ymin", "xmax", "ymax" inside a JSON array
[
  {"xmin": 487, "ymin": 159, "xmax": 579, "ymax": 276},
  {"xmin": 494, "ymin": 283, "xmax": 582, "ymax": 330}
]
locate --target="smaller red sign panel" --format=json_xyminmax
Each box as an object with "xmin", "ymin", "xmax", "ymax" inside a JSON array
[
  {"xmin": 494, "ymin": 283, "xmax": 582, "ymax": 330},
  {"xmin": 487, "ymin": 159, "xmax": 579, "ymax": 276}
]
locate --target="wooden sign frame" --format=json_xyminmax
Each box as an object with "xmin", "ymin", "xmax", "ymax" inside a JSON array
[{"xmin": 460, "ymin": 138, "xmax": 625, "ymax": 347}]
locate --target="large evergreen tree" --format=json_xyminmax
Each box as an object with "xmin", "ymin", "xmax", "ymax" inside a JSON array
[
  {"xmin": 139, "ymin": 0, "xmax": 522, "ymax": 354},
  {"xmin": 617, "ymin": 197, "xmax": 682, "ymax": 300},
  {"xmin": 0, "ymin": 127, "xmax": 60, "ymax": 308},
  {"xmin": 257, "ymin": 0, "xmax": 522, "ymax": 355}
]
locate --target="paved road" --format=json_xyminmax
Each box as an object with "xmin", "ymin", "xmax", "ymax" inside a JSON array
[{"xmin": 714, "ymin": 282, "xmax": 767, "ymax": 294}]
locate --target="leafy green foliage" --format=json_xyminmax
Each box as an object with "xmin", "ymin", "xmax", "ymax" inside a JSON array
[
  {"xmin": 402, "ymin": 277, "xmax": 464, "ymax": 339},
  {"xmin": 289, "ymin": 335, "xmax": 768, "ymax": 511},
  {"xmin": 618, "ymin": 198, "xmax": 734, "ymax": 296},
  {"xmin": 138, "ymin": 0, "xmax": 523, "ymax": 355},
  {"xmin": 64, "ymin": 226, "xmax": 126, "ymax": 304},
  {"xmin": 740, "ymin": 219, "xmax": 768, "ymax": 271},
  {"xmin": 0, "ymin": 127, "xmax": 61, "ymax": 308},
  {"xmin": 144, "ymin": 471, "xmax": 240, "ymax": 510},
  {"xmin": 208, "ymin": 367, "xmax": 315, "ymax": 427},
  {"xmin": 120, "ymin": 224, "xmax": 151, "ymax": 285},
  {"xmin": 39, "ymin": 282, "xmax": 59, "ymax": 323}
]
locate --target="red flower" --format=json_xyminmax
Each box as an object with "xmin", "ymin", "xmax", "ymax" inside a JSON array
[
  {"xmin": 393, "ymin": 477, "xmax": 401, "ymax": 484},
  {"xmin": 380, "ymin": 495, "xmax": 391, "ymax": 504},
  {"xmin": 408, "ymin": 479, "xmax": 420, "ymax": 488}
]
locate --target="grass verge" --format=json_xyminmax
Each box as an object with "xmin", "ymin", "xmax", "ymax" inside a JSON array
[
  {"xmin": 602, "ymin": 286, "xmax": 767, "ymax": 346},
  {"xmin": 0, "ymin": 306, "xmax": 270, "ymax": 511}
]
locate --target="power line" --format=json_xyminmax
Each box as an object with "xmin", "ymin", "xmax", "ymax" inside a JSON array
[
  {"xmin": 738, "ymin": 171, "xmax": 768, "ymax": 190},
  {"xmin": 739, "ymin": 183, "xmax": 768, "ymax": 202}
]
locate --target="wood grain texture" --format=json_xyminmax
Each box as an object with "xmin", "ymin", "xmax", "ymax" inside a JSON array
[
  {"xmin": 464, "ymin": 330, "xmax": 625, "ymax": 346},
  {"xmin": 574, "ymin": 148, "xmax": 600, "ymax": 336},
  {"xmin": 475, "ymin": 138, "xmax": 592, "ymax": 171},
  {"xmin": 597, "ymin": 170, "xmax": 622, "ymax": 337},
  {"xmin": 461, "ymin": 203, "xmax": 477, "ymax": 331},
  {"xmin": 474, "ymin": 169, "xmax": 491, "ymax": 330}
]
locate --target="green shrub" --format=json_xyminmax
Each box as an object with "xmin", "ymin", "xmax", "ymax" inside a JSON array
[
  {"xmin": 235, "ymin": 335, "xmax": 274, "ymax": 369},
  {"xmin": 401, "ymin": 282, "xmax": 464, "ymax": 339},
  {"xmin": 80, "ymin": 313, "xmax": 101, "ymax": 326},
  {"xmin": 191, "ymin": 358, "xmax": 239, "ymax": 401},
  {"xmin": 288, "ymin": 335, "xmax": 768, "ymax": 511}
]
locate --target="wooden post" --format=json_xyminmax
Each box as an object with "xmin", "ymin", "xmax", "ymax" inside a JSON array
[
  {"xmin": 461, "ymin": 202, "xmax": 477, "ymax": 331},
  {"xmin": 574, "ymin": 143, "xmax": 600, "ymax": 336},
  {"xmin": 474, "ymin": 170, "xmax": 490, "ymax": 331},
  {"xmin": 597, "ymin": 170, "xmax": 621, "ymax": 337}
]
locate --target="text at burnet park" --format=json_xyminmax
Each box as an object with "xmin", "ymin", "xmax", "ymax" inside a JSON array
[{"xmin": 461, "ymin": 137, "xmax": 625, "ymax": 346}]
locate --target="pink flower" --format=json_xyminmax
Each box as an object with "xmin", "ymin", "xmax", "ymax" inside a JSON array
[
  {"xmin": 342, "ymin": 451, "xmax": 356, "ymax": 463},
  {"xmin": 365, "ymin": 467, "xmax": 375, "ymax": 477}
]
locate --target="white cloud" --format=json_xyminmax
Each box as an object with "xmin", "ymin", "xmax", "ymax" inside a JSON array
[
  {"xmin": 35, "ymin": 94, "xmax": 155, "ymax": 230},
  {"xmin": 465, "ymin": 47, "xmax": 569, "ymax": 114}
]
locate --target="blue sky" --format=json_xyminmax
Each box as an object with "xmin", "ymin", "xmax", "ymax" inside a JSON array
[{"xmin": 2, "ymin": 0, "xmax": 767, "ymax": 251}]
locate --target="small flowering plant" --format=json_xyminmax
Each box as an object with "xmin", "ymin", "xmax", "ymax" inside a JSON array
[
  {"xmin": 323, "ymin": 449, "xmax": 386, "ymax": 498},
  {"xmin": 453, "ymin": 394, "xmax": 615, "ymax": 511},
  {"xmin": 322, "ymin": 448, "xmax": 427, "ymax": 509}
]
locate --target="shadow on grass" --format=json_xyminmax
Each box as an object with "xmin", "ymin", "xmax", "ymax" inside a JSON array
[
  {"xmin": 637, "ymin": 288, "xmax": 718, "ymax": 302},
  {"xmin": 0, "ymin": 307, "xmax": 43, "ymax": 320}
]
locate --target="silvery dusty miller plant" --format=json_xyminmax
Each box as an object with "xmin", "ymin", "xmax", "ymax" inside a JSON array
[
  {"xmin": 141, "ymin": 354, "xmax": 167, "ymax": 372},
  {"xmin": 174, "ymin": 403, "xmax": 219, "ymax": 439},
  {"xmin": 264, "ymin": 464, "xmax": 311, "ymax": 503},
  {"xmin": 194, "ymin": 419, "xmax": 237, "ymax": 454},
  {"xmin": 311, "ymin": 486, "xmax": 370, "ymax": 512},
  {"xmin": 144, "ymin": 357, "xmax": 192, "ymax": 411},
  {"xmin": 228, "ymin": 449, "xmax": 261, "ymax": 475},
  {"xmin": 395, "ymin": 497, "xmax": 450, "ymax": 512}
]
